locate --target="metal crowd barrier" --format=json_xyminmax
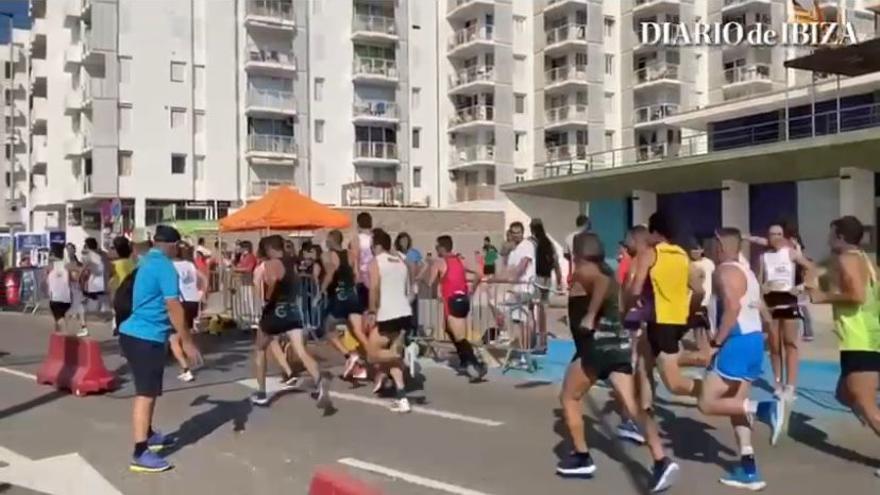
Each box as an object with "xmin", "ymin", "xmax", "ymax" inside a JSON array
[{"xmin": 225, "ymin": 271, "xmax": 324, "ymax": 334}]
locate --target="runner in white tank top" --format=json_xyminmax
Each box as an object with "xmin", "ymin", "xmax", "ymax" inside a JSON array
[
  {"xmin": 47, "ymin": 257, "xmax": 72, "ymax": 333},
  {"xmin": 698, "ymin": 228, "xmax": 782, "ymax": 491},
  {"xmin": 357, "ymin": 231, "xmax": 373, "ymax": 287},
  {"xmin": 375, "ymin": 251, "xmax": 412, "ymax": 323}
]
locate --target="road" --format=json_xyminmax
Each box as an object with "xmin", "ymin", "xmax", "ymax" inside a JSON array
[{"xmin": 0, "ymin": 312, "xmax": 877, "ymax": 495}]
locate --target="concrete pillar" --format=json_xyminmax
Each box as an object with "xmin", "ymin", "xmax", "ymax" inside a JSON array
[
  {"xmin": 134, "ymin": 196, "xmax": 146, "ymax": 240},
  {"xmin": 631, "ymin": 190, "xmax": 656, "ymax": 227},
  {"xmin": 839, "ymin": 167, "xmax": 876, "ymax": 253},
  {"xmin": 721, "ymin": 180, "xmax": 749, "ymax": 233}
]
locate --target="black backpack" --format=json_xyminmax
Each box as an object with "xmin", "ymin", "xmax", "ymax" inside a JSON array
[{"xmin": 113, "ymin": 268, "xmax": 138, "ymax": 328}]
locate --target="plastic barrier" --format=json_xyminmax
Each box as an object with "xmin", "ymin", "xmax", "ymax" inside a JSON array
[
  {"xmin": 308, "ymin": 467, "xmax": 383, "ymax": 495},
  {"xmin": 36, "ymin": 333, "xmax": 117, "ymax": 396}
]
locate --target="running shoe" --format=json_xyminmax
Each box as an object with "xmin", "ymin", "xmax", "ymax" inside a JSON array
[
  {"xmin": 390, "ymin": 397, "xmax": 411, "ymax": 413},
  {"xmin": 130, "ymin": 450, "xmax": 172, "ymax": 473},
  {"xmin": 405, "ymin": 342, "xmax": 420, "ymax": 377},
  {"xmin": 146, "ymin": 430, "xmax": 176, "ymax": 453},
  {"xmin": 280, "ymin": 373, "xmax": 299, "ymax": 389},
  {"xmin": 719, "ymin": 466, "xmax": 767, "ymax": 491},
  {"xmin": 617, "ymin": 419, "xmax": 646, "ymax": 444},
  {"xmin": 649, "ymin": 458, "xmax": 680, "ymax": 493},
  {"xmin": 250, "ymin": 392, "xmax": 271, "ymax": 407},
  {"xmin": 555, "ymin": 452, "xmax": 596, "ymax": 478},
  {"xmin": 177, "ymin": 370, "xmax": 195, "ymax": 383},
  {"xmin": 342, "ymin": 354, "xmax": 361, "ymax": 379},
  {"xmin": 756, "ymin": 398, "xmax": 784, "ymax": 446},
  {"xmin": 352, "ymin": 363, "xmax": 368, "ymax": 380},
  {"xmin": 76, "ymin": 327, "xmax": 90, "ymax": 338},
  {"xmin": 314, "ymin": 377, "xmax": 333, "ymax": 409}
]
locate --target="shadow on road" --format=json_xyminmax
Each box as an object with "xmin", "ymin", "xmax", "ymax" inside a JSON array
[
  {"xmin": 162, "ymin": 394, "xmax": 253, "ymax": 456},
  {"xmin": 0, "ymin": 389, "xmax": 68, "ymax": 422},
  {"xmin": 789, "ymin": 411, "xmax": 880, "ymax": 469},
  {"xmin": 653, "ymin": 404, "xmax": 736, "ymax": 469}
]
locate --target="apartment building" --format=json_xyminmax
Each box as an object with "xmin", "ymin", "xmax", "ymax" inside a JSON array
[{"xmin": 0, "ymin": 27, "xmax": 31, "ymax": 229}]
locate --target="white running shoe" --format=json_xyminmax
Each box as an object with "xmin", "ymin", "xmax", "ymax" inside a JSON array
[
  {"xmin": 342, "ymin": 354, "xmax": 361, "ymax": 379},
  {"xmin": 177, "ymin": 370, "xmax": 195, "ymax": 383},
  {"xmin": 405, "ymin": 342, "xmax": 420, "ymax": 377},
  {"xmin": 390, "ymin": 397, "xmax": 411, "ymax": 414},
  {"xmin": 76, "ymin": 327, "xmax": 90, "ymax": 338},
  {"xmin": 352, "ymin": 363, "xmax": 368, "ymax": 381}
]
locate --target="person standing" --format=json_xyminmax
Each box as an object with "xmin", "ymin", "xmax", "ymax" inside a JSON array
[
  {"xmin": 110, "ymin": 236, "xmax": 136, "ymax": 336},
  {"xmin": 501, "ymin": 221, "xmax": 536, "ymax": 349},
  {"xmin": 46, "ymin": 244, "xmax": 72, "ymax": 334},
  {"xmin": 532, "ymin": 219, "xmax": 562, "ymax": 344},
  {"xmin": 119, "ymin": 225, "xmax": 203, "ymax": 473},
  {"xmin": 171, "ymin": 244, "xmax": 207, "ymax": 383},
  {"xmin": 482, "ymin": 236, "xmax": 499, "ymax": 276},
  {"xmin": 81, "ymin": 238, "xmax": 107, "ymax": 336},
  {"xmin": 65, "ymin": 243, "xmax": 88, "ymax": 337},
  {"xmin": 681, "ymin": 239, "xmax": 715, "ymax": 368},
  {"xmin": 394, "ymin": 232, "xmax": 423, "ymax": 347}
]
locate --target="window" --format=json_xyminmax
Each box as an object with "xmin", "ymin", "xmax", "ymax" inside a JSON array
[
  {"xmin": 170, "ymin": 61, "xmax": 186, "ymax": 82},
  {"xmin": 171, "ymin": 154, "xmax": 186, "ymax": 174},
  {"xmin": 314, "ymin": 77, "xmax": 324, "ymax": 101},
  {"xmin": 315, "ymin": 119, "xmax": 324, "ymax": 143},
  {"xmin": 515, "ymin": 94, "xmax": 525, "ymax": 114},
  {"xmin": 4, "ymin": 144, "xmax": 10, "ymax": 159},
  {"xmin": 412, "ymin": 87, "xmax": 421, "ymax": 108},
  {"xmin": 412, "ymin": 127, "xmax": 420, "ymax": 148},
  {"xmin": 604, "ymin": 92, "xmax": 613, "ymax": 112},
  {"xmin": 170, "ymin": 108, "xmax": 185, "ymax": 129},
  {"xmin": 3, "ymin": 89, "xmax": 10, "ymax": 103},
  {"xmin": 486, "ymin": 168, "xmax": 495, "ymax": 186},
  {"xmin": 604, "ymin": 130, "xmax": 614, "ymax": 151},
  {"xmin": 194, "ymin": 111, "xmax": 205, "ymax": 135},
  {"xmin": 118, "ymin": 151, "xmax": 132, "ymax": 176},
  {"xmin": 119, "ymin": 56, "xmax": 132, "ymax": 84},
  {"xmin": 118, "ymin": 105, "xmax": 132, "ymax": 132},
  {"xmin": 515, "ymin": 131, "xmax": 525, "ymax": 151},
  {"xmin": 604, "ymin": 16, "xmax": 615, "ymax": 37},
  {"xmin": 194, "ymin": 155, "xmax": 205, "ymax": 180},
  {"xmin": 604, "ymin": 54, "xmax": 614, "ymax": 75},
  {"xmin": 412, "ymin": 167, "xmax": 422, "ymax": 188},
  {"xmin": 514, "ymin": 15, "xmax": 525, "ymax": 33},
  {"xmin": 4, "ymin": 62, "xmax": 11, "ymax": 79}
]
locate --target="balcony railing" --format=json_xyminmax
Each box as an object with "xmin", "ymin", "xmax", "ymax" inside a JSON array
[
  {"xmin": 546, "ymin": 144, "xmax": 589, "ymax": 163},
  {"xmin": 634, "ymin": 62, "xmax": 680, "ymax": 85},
  {"xmin": 354, "ymin": 141, "xmax": 398, "ymax": 160},
  {"xmin": 545, "ymin": 104, "xmax": 588, "ymax": 124},
  {"xmin": 247, "ymin": 134, "xmax": 297, "ymax": 155},
  {"xmin": 352, "ymin": 100, "xmax": 399, "ymax": 119},
  {"xmin": 247, "ymin": 88, "xmax": 295, "ymax": 109},
  {"xmin": 246, "ymin": 0, "xmax": 295, "ymax": 22},
  {"xmin": 546, "ymin": 24, "xmax": 587, "ymax": 46},
  {"xmin": 448, "ymin": 25, "xmax": 494, "ymax": 50},
  {"xmin": 342, "ymin": 181, "xmax": 404, "ymax": 207},
  {"xmin": 539, "ymin": 102, "xmax": 880, "ymax": 178},
  {"xmin": 246, "ymin": 47, "xmax": 296, "ymax": 68},
  {"xmin": 449, "ymin": 104, "xmax": 495, "ymax": 128},
  {"xmin": 449, "ymin": 65, "xmax": 495, "ymax": 89},
  {"xmin": 723, "ymin": 0, "xmax": 770, "ymax": 6},
  {"xmin": 634, "ymin": 103, "xmax": 680, "ymax": 124},
  {"xmin": 545, "ymin": 64, "xmax": 588, "ymax": 85},
  {"xmin": 352, "ymin": 14, "xmax": 397, "ymax": 35},
  {"xmin": 353, "ymin": 57, "xmax": 398, "ymax": 79},
  {"xmin": 723, "ymin": 64, "xmax": 771, "ymax": 85},
  {"xmin": 250, "ymin": 180, "xmax": 295, "ymax": 197},
  {"xmin": 451, "ymin": 144, "xmax": 495, "ymax": 166}
]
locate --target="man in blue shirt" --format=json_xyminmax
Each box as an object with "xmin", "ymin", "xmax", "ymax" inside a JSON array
[{"xmin": 119, "ymin": 225, "xmax": 202, "ymax": 473}]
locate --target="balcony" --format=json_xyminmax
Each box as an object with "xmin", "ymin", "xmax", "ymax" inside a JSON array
[
  {"xmin": 244, "ymin": 0, "xmax": 295, "ymax": 30},
  {"xmin": 446, "ymin": 0, "xmax": 495, "ymax": 21},
  {"xmin": 246, "ymin": 134, "xmax": 298, "ymax": 162},
  {"xmin": 245, "ymin": 88, "xmax": 296, "ymax": 116},
  {"xmin": 64, "ymin": 133, "xmax": 91, "ymax": 157},
  {"xmin": 353, "ymin": 141, "xmax": 399, "ymax": 164},
  {"xmin": 448, "ymin": 25, "xmax": 494, "ymax": 58},
  {"xmin": 352, "ymin": 100, "xmax": 399, "ymax": 124},
  {"xmin": 634, "ymin": 103, "xmax": 680, "ymax": 126},
  {"xmin": 64, "ymin": 0, "xmax": 81, "ymax": 17},
  {"xmin": 249, "ymin": 180, "xmax": 296, "ymax": 198},
  {"xmin": 723, "ymin": 63, "xmax": 771, "ymax": 86},
  {"xmin": 544, "ymin": 0, "xmax": 585, "ymax": 15},
  {"xmin": 544, "ymin": 64, "xmax": 588, "ymax": 90},
  {"xmin": 721, "ymin": 0, "xmax": 771, "ymax": 12},
  {"xmin": 545, "ymin": 104, "xmax": 588, "ymax": 130},
  {"xmin": 455, "ymin": 184, "xmax": 495, "ymax": 202},
  {"xmin": 30, "ymin": 96, "xmax": 47, "ymax": 126},
  {"xmin": 342, "ymin": 181, "xmax": 404, "ymax": 207},
  {"xmin": 351, "ymin": 15, "xmax": 398, "ymax": 42},
  {"xmin": 64, "ymin": 88, "xmax": 84, "ymax": 114},
  {"xmin": 868, "ymin": 0, "xmax": 880, "ymax": 14},
  {"xmin": 633, "ymin": 62, "xmax": 681, "ymax": 88},
  {"xmin": 29, "ymin": 58, "xmax": 47, "ymax": 87},
  {"xmin": 450, "ymin": 144, "xmax": 495, "ymax": 169},
  {"xmin": 32, "ymin": 137, "xmax": 48, "ymax": 167},
  {"xmin": 633, "ymin": 0, "xmax": 681, "ymax": 15},
  {"xmin": 448, "ymin": 65, "xmax": 495, "ymax": 94},
  {"xmin": 352, "ymin": 57, "xmax": 398, "ymax": 84},
  {"xmin": 244, "ymin": 47, "xmax": 297, "ymax": 76},
  {"xmin": 448, "ymin": 104, "xmax": 495, "ymax": 131},
  {"xmin": 546, "ymin": 144, "xmax": 589, "ymax": 165},
  {"xmin": 63, "ymin": 43, "xmax": 82, "ymax": 68},
  {"xmin": 544, "ymin": 24, "xmax": 587, "ymax": 54}
]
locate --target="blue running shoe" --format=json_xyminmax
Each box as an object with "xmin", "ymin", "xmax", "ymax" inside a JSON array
[
  {"xmin": 130, "ymin": 450, "xmax": 172, "ymax": 473},
  {"xmin": 650, "ymin": 457, "xmax": 680, "ymax": 493},
  {"xmin": 555, "ymin": 452, "xmax": 596, "ymax": 478},
  {"xmin": 147, "ymin": 430, "xmax": 176, "ymax": 453},
  {"xmin": 616, "ymin": 419, "xmax": 646, "ymax": 445},
  {"xmin": 720, "ymin": 466, "xmax": 767, "ymax": 491}
]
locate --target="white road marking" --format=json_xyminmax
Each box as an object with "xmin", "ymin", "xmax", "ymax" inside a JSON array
[
  {"xmin": 0, "ymin": 448, "xmax": 122, "ymax": 495},
  {"xmin": 0, "ymin": 366, "xmax": 37, "ymax": 381},
  {"xmin": 237, "ymin": 378, "xmax": 504, "ymax": 427},
  {"xmin": 0, "ymin": 446, "xmax": 32, "ymax": 465},
  {"xmin": 338, "ymin": 457, "xmax": 494, "ymax": 495}
]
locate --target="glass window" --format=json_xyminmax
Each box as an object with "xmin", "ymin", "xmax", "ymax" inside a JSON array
[
  {"xmin": 315, "ymin": 119, "xmax": 324, "ymax": 143},
  {"xmin": 118, "ymin": 151, "xmax": 132, "ymax": 176},
  {"xmin": 170, "ymin": 61, "xmax": 186, "ymax": 82},
  {"xmin": 605, "ymin": 54, "xmax": 614, "ymax": 75},
  {"xmin": 604, "ymin": 16, "xmax": 614, "ymax": 37},
  {"xmin": 170, "ymin": 108, "xmax": 185, "ymax": 128},
  {"xmin": 412, "ymin": 167, "xmax": 422, "ymax": 188},
  {"xmin": 314, "ymin": 77, "xmax": 324, "ymax": 101},
  {"xmin": 412, "ymin": 87, "xmax": 420, "ymax": 108},
  {"xmin": 515, "ymin": 94, "xmax": 525, "ymax": 114},
  {"xmin": 412, "ymin": 128, "xmax": 420, "ymax": 148},
  {"xmin": 171, "ymin": 154, "xmax": 186, "ymax": 174}
]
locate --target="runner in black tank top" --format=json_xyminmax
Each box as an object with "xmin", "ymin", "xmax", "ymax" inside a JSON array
[
  {"xmin": 251, "ymin": 235, "xmax": 332, "ymax": 410},
  {"xmin": 321, "ymin": 230, "xmax": 367, "ymax": 380}
]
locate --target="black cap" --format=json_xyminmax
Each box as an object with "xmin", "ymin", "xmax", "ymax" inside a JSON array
[{"xmin": 153, "ymin": 225, "xmax": 181, "ymax": 243}]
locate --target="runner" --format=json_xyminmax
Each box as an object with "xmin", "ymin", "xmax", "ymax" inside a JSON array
[
  {"xmin": 64, "ymin": 242, "xmax": 88, "ymax": 337},
  {"xmin": 250, "ymin": 235, "xmax": 331, "ymax": 409},
  {"xmin": 757, "ymin": 222, "xmax": 812, "ymax": 403},
  {"xmin": 556, "ymin": 231, "xmax": 679, "ymax": 493},
  {"xmin": 563, "ymin": 214, "xmax": 591, "ymax": 287},
  {"xmin": 253, "ymin": 242, "xmax": 299, "ymax": 388},
  {"xmin": 626, "ymin": 211, "xmax": 704, "ymax": 408},
  {"xmin": 321, "ymin": 229, "xmax": 367, "ymax": 379},
  {"xmin": 421, "ymin": 234, "xmax": 487, "ymax": 381},
  {"xmin": 46, "ymin": 244, "xmax": 72, "ymax": 334},
  {"xmin": 807, "ymin": 216, "xmax": 880, "ymax": 477},
  {"xmin": 171, "ymin": 243, "xmax": 207, "ymax": 383},
  {"xmin": 366, "ymin": 228, "xmax": 414, "ymax": 413},
  {"xmin": 110, "ymin": 236, "xmax": 136, "ymax": 337},
  {"xmin": 680, "ymin": 238, "xmax": 715, "ymax": 368},
  {"xmin": 348, "ymin": 212, "xmax": 374, "ymax": 382},
  {"xmin": 82, "ymin": 237, "xmax": 107, "ymax": 317},
  {"xmin": 697, "ymin": 227, "xmax": 783, "ymax": 490}
]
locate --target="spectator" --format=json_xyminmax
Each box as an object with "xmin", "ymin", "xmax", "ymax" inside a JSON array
[
  {"xmin": 195, "ymin": 237, "xmax": 212, "ymax": 258},
  {"xmin": 235, "ymin": 241, "xmax": 258, "ymax": 274},
  {"xmin": 482, "ymin": 236, "xmax": 498, "ymax": 276},
  {"xmin": 119, "ymin": 225, "xmax": 202, "ymax": 473},
  {"xmin": 531, "ymin": 219, "xmax": 562, "ymax": 341},
  {"xmin": 110, "ymin": 236, "xmax": 136, "ymax": 336},
  {"xmin": 563, "ymin": 214, "xmax": 591, "ymax": 286}
]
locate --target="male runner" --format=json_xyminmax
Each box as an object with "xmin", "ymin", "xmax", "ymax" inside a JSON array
[
  {"xmin": 251, "ymin": 235, "xmax": 331, "ymax": 409},
  {"xmin": 422, "ymin": 235, "xmax": 487, "ymax": 381},
  {"xmin": 757, "ymin": 222, "xmax": 812, "ymax": 403},
  {"xmin": 681, "ymin": 239, "xmax": 715, "ymax": 368},
  {"xmin": 347, "ymin": 212, "xmax": 374, "ymax": 379},
  {"xmin": 697, "ymin": 228, "xmax": 783, "ymax": 490},
  {"xmin": 321, "ymin": 229, "xmax": 366, "ymax": 378},
  {"xmin": 626, "ymin": 211, "xmax": 704, "ymax": 406},
  {"xmin": 563, "ymin": 214, "xmax": 591, "ymax": 287},
  {"xmin": 367, "ymin": 229, "xmax": 413, "ymax": 413},
  {"xmin": 556, "ymin": 231, "xmax": 679, "ymax": 493},
  {"xmin": 808, "ymin": 216, "xmax": 880, "ymax": 476}
]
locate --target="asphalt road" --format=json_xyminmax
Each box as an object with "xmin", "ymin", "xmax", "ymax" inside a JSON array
[{"xmin": 0, "ymin": 312, "xmax": 878, "ymax": 495}]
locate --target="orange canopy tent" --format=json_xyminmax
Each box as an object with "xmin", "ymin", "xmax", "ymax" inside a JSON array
[{"xmin": 219, "ymin": 186, "xmax": 351, "ymax": 232}]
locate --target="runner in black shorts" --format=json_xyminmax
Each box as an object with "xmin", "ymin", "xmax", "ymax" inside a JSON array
[
  {"xmin": 556, "ymin": 231, "xmax": 678, "ymax": 492},
  {"xmin": 321, "ymin": 229, "xmax": 367, "ymax": 379}
]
